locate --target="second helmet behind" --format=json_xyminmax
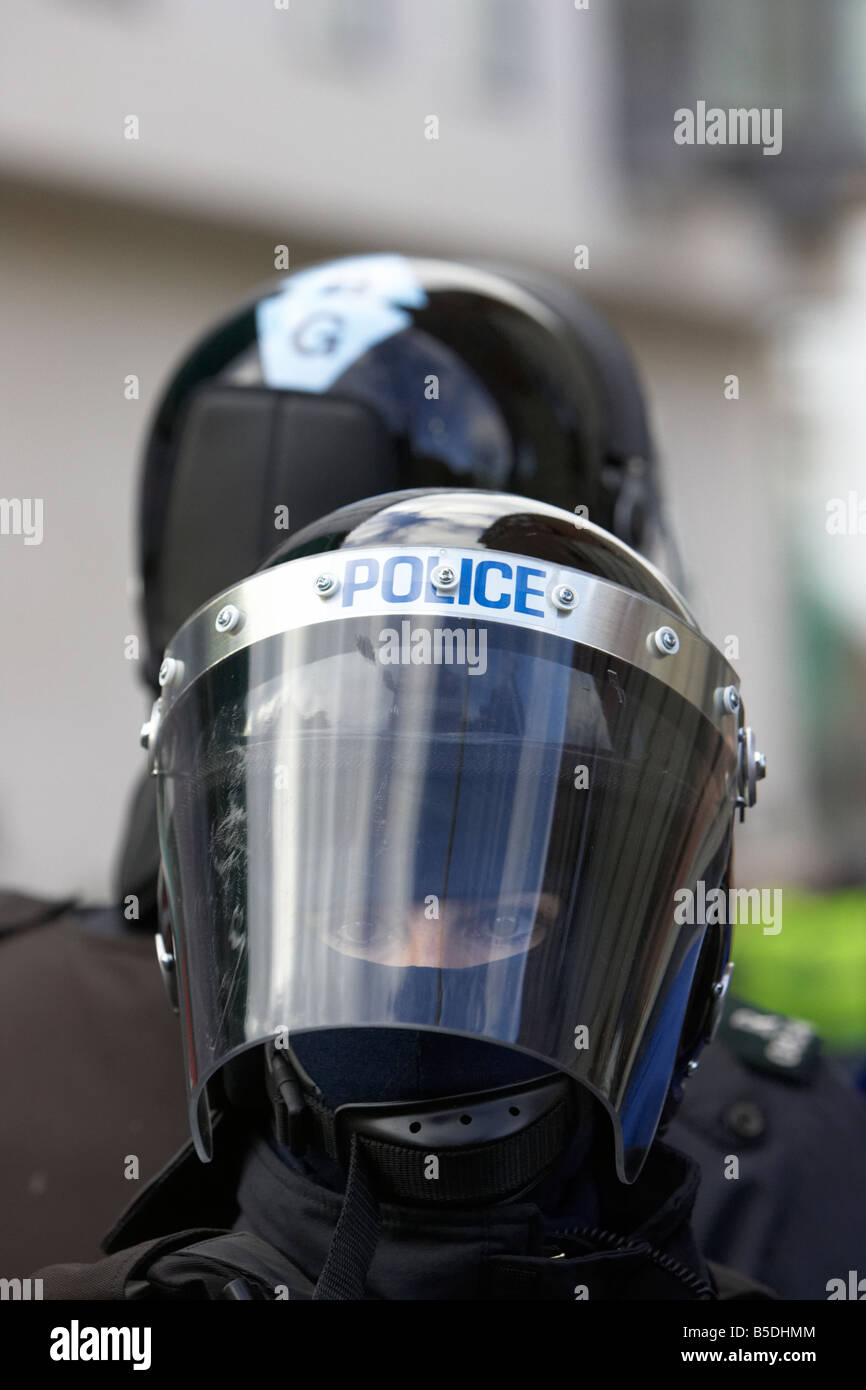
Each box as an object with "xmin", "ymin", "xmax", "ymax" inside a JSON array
[{"xmin": 138, "ymin": 253, "xmax": 661, "ymax": 691}]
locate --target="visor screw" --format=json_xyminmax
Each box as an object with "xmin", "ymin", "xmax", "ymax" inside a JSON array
[
  {"xmin": 140, "ymin": 697, "xmax": 161, "ymax": 753},
  {"xmin": 314, "ymin": 573, "xmax": 338, "ymax": 598},
  {"xmin": 431, "ymin": 564, "xmax": 458, "ymax": 592},
  {"xmin": 215, "ymin": 604, "xmax": 242, "ymax": 633},
  {"xmin": 722, "ymin": 685, "xmax": 740, "ymax": 714},
  {"xmin": 158, "ymin": 657, "xmax": 178, "ymax": 686},
  {"xmin": 552, "ymin": 584, "xmax": 578, "ymax": 612},
  {"xmin": 651, "ymin": 625, "xmax": 680, "ymax": 656}
]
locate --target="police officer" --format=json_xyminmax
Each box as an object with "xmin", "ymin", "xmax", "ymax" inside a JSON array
[{"xmin": 36, "ymin": 487, "xmax": 775, "ymax": 1299}]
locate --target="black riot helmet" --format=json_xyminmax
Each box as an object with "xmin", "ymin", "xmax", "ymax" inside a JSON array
[
  {"xmin": 138, "ymin": 253, "xmax": 663, "ymax": 693},
  {"xmin": 146, "ymin": 490, "xmax": 765, "ymax": 1192}
]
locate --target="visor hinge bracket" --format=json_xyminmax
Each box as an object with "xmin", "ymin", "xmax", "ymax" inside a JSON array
[
  {"xmin": 265, "ymin": 1044, "xmax": 311, "ymax": 1156},
  {"xmin": 736, "ymin": 726, "xmax": 767, "ymax": 822}
]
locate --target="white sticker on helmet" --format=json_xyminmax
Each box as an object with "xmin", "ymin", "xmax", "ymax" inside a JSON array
[{"xmin": 256, "ymin": 254, "xmax": 428, "ymax": 393}]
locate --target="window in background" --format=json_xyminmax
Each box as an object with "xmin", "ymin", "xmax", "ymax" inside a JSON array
[{"xmin": 615, "ymin": 0, "xmax": 866, "ymax": 222}]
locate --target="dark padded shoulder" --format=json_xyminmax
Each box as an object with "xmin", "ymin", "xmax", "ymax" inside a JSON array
[
  {"xmin": 103, "ymin": 1116, "xmax": 245, "ymax": 1254},
  {"xmin": 35, "ymin": 1229, "xmax": 227, "ymax": 1301},
  {"xmin": 0, "ymin": 890, "xmax": 77, "ymax": 937},
  {"xmin": 146, "ymin": 1231, "xmax": 315, "ymax": 1300}
]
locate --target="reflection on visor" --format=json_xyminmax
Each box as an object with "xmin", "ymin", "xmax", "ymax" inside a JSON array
[{"xmin": 157, "ymin": 616, "xmax": 737, "ymax": 1179}]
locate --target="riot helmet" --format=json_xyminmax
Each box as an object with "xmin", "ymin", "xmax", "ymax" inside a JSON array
[
  {"xmin": 137, "ymin": 253, "xmax": 664, "ymax": 693},
  {"xmin": 145, "ymin": 490, "xmax": 765, "ymax": 1185}
]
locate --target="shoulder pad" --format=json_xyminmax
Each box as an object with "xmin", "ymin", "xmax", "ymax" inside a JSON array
[
  {"xmin": 147, "ymin": 1231, "xmax": 315, "ymax": 1300},
  {"xmin": 0, "ymin": 891, "xmax": 76, "ymax": 938}
]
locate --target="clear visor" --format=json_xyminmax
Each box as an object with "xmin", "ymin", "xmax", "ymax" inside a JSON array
[{"xmin": 156, "ymin": 616, "xmax": 737, "ymax": 1179}]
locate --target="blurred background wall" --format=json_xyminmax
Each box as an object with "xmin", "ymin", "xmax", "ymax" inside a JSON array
[{"xmin": 1, "ymin": 0, "xmax": 864, "ymax": 1039}]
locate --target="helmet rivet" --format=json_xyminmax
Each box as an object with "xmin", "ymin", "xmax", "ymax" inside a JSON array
[
  {"xmin": 722, "ymin": 685, "xmax": 740, "ymax": 714},
  {"xmin": 158, "ymin": 657, "xmax": 178, "ymax": 686},
  {"xmin": 651, "ymin": 625, "xmax": 680, "ymax": 656},
  {"xmin": 314, "ymin": 574, "xmax": 338, "ymax": 598},
  {"xmin": 215, "ymin": 604, "xmax": 242, "ymax": 633},
  {"xmin": 552, "ymin": 584, "xmax": 578, "ymax": 612},
  {"xmin": 431, "ymin": 564, "xmax": 458, "ymax": 592}
]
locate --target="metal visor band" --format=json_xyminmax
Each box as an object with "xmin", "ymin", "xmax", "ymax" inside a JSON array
[{"xmin": 156, "ymin": 608, "xmax": 738, "ymax": 1180}]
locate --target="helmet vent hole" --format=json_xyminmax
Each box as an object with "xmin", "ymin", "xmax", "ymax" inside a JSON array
[
  {"xmin": 409, "ymin": 1121, "xmax": 422, "ymax": 1134},
  {"xmin": 509, "ymin": 1106, "xmax": 520, "ymax": 1116},
  {"xmin": 459, "ymin": 1114, "xmax": 472, "ymax": 1126}
]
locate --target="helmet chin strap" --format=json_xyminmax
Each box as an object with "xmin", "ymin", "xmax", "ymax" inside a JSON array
[
  {"xmin": 263, "ymin": 1037, "xmax": 586, "ymax": 1300},
  {"xmin": 264, "ymin": 1036, "xmax": 579, "ymax": 1199}
]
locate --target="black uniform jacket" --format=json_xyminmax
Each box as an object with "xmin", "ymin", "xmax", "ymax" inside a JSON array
[
  {"xmin": 2, "ymin": 887, "xmax": 863, "ymax": 1297},
  {"xmin": 31, "ymin": 1110, "xmax": 777, "ymax": 1301}
]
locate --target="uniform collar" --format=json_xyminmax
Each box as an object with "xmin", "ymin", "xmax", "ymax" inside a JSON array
[{"xmin": 104, "ymin": 1111, "xmax": 713, "ymax": 1299}]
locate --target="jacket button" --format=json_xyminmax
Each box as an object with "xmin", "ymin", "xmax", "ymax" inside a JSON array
[{"xmin": 724, "ymin": 1099, "xmax": 765, "ymax": 1140}]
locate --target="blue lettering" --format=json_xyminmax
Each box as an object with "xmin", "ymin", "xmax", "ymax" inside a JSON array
[
  {"xmin": 382, "ymin": 555, "xmax": 423, "ymax": 603},
  {"xmin": 473, "ymin": 560, "xmax": 512, "ymax": 609},
  {"xmin": 341, "ymin": 553, "xmax": 548, "ymax": 615},
  {"xmin": 343, "ymin": 557, "xmax": 379, "ymax": 606},
  {"xmin": 515, "ymin": 565, "xmax": 546, "ymax": 617}
]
